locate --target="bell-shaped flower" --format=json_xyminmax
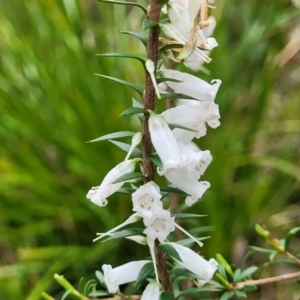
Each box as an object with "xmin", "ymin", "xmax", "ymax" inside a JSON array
[
  {"xmin": 164, "ymin": 242, "xmax": 218, "ymax": 286},
  {"xmin": 102, "ymin": 260, "xmax": 151, "ymax": 293},
  {"xmin": 162, "ymin": 0, "xmax": 217, "ymax": 64},
  {"xmin": 149, "ymin": 113, "xmax": 189, "ymax": 172},
  {"xmin": 86, "ymin": 159, "xmax": 137, "ymax": 207},
  {"xmin": 159, "ymin": 167, "xmax": 210, "ymax": 206},
  {"xmin": 177, "ymin": 142, "xmax": 212, "ymax": 178},
  {"xmin": 141, "ymin": 281, "xmax": 160, "ymax": 300},
  {"xmin": 143, "ymin": 209, "xmax": 175, "ymax": 243},
  {"xmin": 132, "ymin": 181, "xmax": 163, "ymax": 219},
  {"xmin": 161, "ymin": 69, "xmax": 221, "ymax": 102}
]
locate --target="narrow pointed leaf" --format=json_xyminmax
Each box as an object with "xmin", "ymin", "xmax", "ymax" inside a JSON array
[
  {"xmin": 112, "ymin": 172, "xmax": 144, "ymax": 184},
  {"xmin": 108, "ymin": 140, "xmax": 142, "ymax": 158},
  {"xmin": 157, "ymin": 77, "xmax": 182, "ymax": 84},
  {"xmin": 116, "ymin": 187, "xmax": 136, "ymax": 194},
  {"xmin": 284, "ymin": 227, "xmax": 300, "ymax": 250},
  {"xmin": 160, "ymin": 43, "xmax": 183, "ymax": 52},
  {"xmin": 97, "ymin": 0, "xmax": 147, "ymax": 15},
  {"xmin": 95, "ymin": 74, "xmax": 143, "ymax": 96},
  {"xmin": 171, "ymin": 268, "xmax": 199, "ymax": 279},
  {"xmin": 120, "ymin": 31, "xmax": 148, "ymax": 47},
  {"xmin": 173, "ymin": 213, "xmax": 206, "ymax": 219},
  {"xmin": 105, "ymin": 228, "xmax": 144, "ymax": 241},
  {"xmin": 96, "ymin": 53, "xmax": 145, "ymax": 66},
  {"xmin": 142, "ymin": 19, "xmax": 159, "ymax": 30},
  {"xmin": 167, "ymin": 123, "xmax": 198, "ymax": 132},
  {"xmin": 132, "ymin": 98, "xmax": 144, "ymax": 123},
  {"xmin": 146, "ymin": 154, "xmax": 162, "ymax": 169},
  {"xmin": 234, "ymin": 291, "xmax": 247, "ymax": 298},
  {"xmin": 87, "ymin": 131, "xmax": 135, "ymax": 143},
  {"xmin": 160, "ymin": 186, "xmax": 191, "ymax": 196},
  {"xmin": 135, "ymin": 262, "xmax": 154, "ymax": 285},
  {"xmin": 219, "ymin": 291, "xmax": 235, "ymax": 300},
  {"xmin": 159, "ymin": 244, "xmax": 182, "ymax": 261},
  {"xmin": 178, "ymin": 287, "xmax": 222, "ymax": 297},
  {"xmin": 238, "ymin": 266, "xmax": 258, "ymax": 281},
  {"xmin": 160, "ymin": 93, "xmax": 183, "ymax": 101},
  {"xmin": 160, "ymin": 292, "xmax": 173, "ymax": 300},
  {"xmin": 95, "ymin": 271, "xmax": 105, "ymax": 286},
  {"xmin": 119, "ymin": 107, "xmax": 147, "ymax": 117}
]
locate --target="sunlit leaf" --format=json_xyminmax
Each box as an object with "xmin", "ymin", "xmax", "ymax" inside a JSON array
[
  {"xmin": 95, "ymin": 73, "xmax": 143, "ymax": 96},
  {"xmin": 108, "ymin": 140, "xmax": 142, "ymax": 158},
  {"xmin": 96, "ymin": 53, "xmax": 146, "ymax": 66},
  {"xmin": 120, "ymin": 31, "xmax": 148, "ymax": 46},
  {"xmin": 119, "ymin": 107, "xmax": 147, "ymax": 117},
  {"xmin": 87, "ymin": 131, "xmax": 135, "ymax": 143},
  {"xmin": 97, "ymin": 0, "xmax": 147, "ymax": 15},
  {"xmin": 112, "ymin": 172, "xmax": 144, "ymax": 183}
]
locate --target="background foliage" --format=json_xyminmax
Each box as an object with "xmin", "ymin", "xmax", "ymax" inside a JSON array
[{"xmin": 0, "ymin": 0, "xmax": 299, "ymax": 299}]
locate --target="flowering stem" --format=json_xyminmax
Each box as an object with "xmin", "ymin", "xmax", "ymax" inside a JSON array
[{"xmin": 142, "ymin": 0, "xmax": 173, "ymax": 294}]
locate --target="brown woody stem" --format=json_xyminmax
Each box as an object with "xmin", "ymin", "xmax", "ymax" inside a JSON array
[{"xmin": 142, "ymin": 0, "xmax": 173, "ymax": 294}]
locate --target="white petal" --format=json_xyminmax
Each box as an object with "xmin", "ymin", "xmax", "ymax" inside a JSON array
[{"xmin": 141, "ymin": 281, "xmax": 160, "ymax": 300}]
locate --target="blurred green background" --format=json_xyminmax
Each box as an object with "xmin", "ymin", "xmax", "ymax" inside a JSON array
[{"xmin": 0, "ymin": 0, "xmax": 299, "ymax": 299}]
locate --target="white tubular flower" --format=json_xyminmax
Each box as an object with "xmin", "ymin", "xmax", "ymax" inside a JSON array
[
  {"xmin": 86, "ymin": 159, "xmax": 136, "ymax": 207},
  {"xmin": 149, "ymin": 113, "xmax": 188, "ymax": 172},
  {"xmin": 161, "ymin": 69, "xmax": 221, "ymax": 102},
  {"xmin": 102, "ymin": 260, "xmax": 151, "ymax": 293},
  {"xmin": 165, "ymin": 242, "xmax": 218, "ymax": 286},
  {"xmin": 143, "ymin": 210, "xmax": 175, "ymax": 242},
  {"xmin": 132, "ymin": 181, "xmax": 163, "ymax": 219},
  {"xmin": 160, "ymin": 167, "xmax": 210, "ymax": 206},
  {"xmin": 177, "ymin": 142, "xmax": 212, "ymax": 178},
  {"xmin": 141, "ymin": 281, "xmax": 160, "ymax": 300}
]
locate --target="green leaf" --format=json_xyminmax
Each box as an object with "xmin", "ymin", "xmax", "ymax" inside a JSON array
[
  {"xmin": 233, "ymin": 268, "xmax": 242, "ymax": 283},
  {"xmin": 95, "ymin": 74, "xmax": 143, "ymax": 96},
  {"xmin": 159, "ymin": 244, "xmax": 182, "ymax": 261},
  {"xmin": 171, "ymin": 267, "xmax": 200, "ymax": 279},
  {"xmin": 160, "ymin": 43, "xmax": 183, "ymax": 53},
  {"xmin": 108, "ymin": 140, "xmax": 142, "ymax": 158},
  {"xmin": 284, "ymin": 227, "xmax": 300, "ymax": 250},
  {"xmin": 269, "ymin": 250, "xmax": 279, "ymax": 262},
  {"xmin": 167, "ymin": 123, "xmax": 198, "ymax": 132},
  {"xmin": 238, "ymin": 266, "xmax": 258, "ymax": 281},
  {"xmin": 160, "ymin": 186, "xmax": 191, "ymax": 196},
  {"xmin": 87, "ymin": 131, "xmax": 135, "ymax": 143},
  {"xmin": 243, "ymin": 285, "xmax": 257, "ymax": 292},
  {"xmin": 132, "ymin": 98, "xmax": 144, "ymax": 123},
  {"xmin": 61, "ymin": 290, "xmax": 72, "ymax": 300},
  {"xmin": 207, "ymin": 279, "xmax": 226, "ymax": 289},
  {"xmin": 234, "ymin": 290, "xmax": 247, "ymax": 298},
  {"xmin": 95, "ymin": 271, "xmax": 105, "ymax": 286},
  {"xmin": 173, "ymin": 213, "xmax": 206, "ymax": 219},
  {"xmin": 112, "ymin": 172, "xmax": 144, "ymax": 184},
  {"xmin": 176, "ymin": 237, "xmax": 210, "ymax": 247},
  {"xmin": 157, "ymin": 77, "xmax": 182, "ymax": 84},
  {"xmin": 88, "ymin": 291, "xmax": 111, "ymax": 297},
  {"xmin": 142, "ymin": 19, "xmax": 159, "ymax": 30},
  {"xmin": 218, "ymin": 263, "xmax": 228, "ymax": 281},
  {"xmin": 135, "ymin": 262, "xmax": 154, "ymax": 285},
  {"xmin": 120, "ymin": 31, "xmax": 148, "ymax": 47},
  {"xmin": 146, "ymin": 154, "xmax": 162, "ymax": 169},
  {"xmin": 158, "ymin": 0, "xmax": 169, "ymax": 7},
  {"xmin": 160, "ymin": 292, "xmax": 173, "ymax": 300},
  {"xmin": 219, "ymin": 291, "xmax": 234, "ymax": 300},
  {"xmin": 105, "ymin": 228, "xmax": 144, "ymax": 241},
  {"xmin": 96, "ymin": 53, "xmax": 146, "ymax": 66},
  {"xmin": 247, "ymin": 246, "xmax": 273, "ymax": 254},
  {"xmin": 119, "ymin": 107, "xmax": 147, "ymax": 117},
  {"xmin": 160, "ymin": 93, "xmax": 184, "ymax": 101},
  {"xmin": 116, "ymin": 187, "xmax": 136, "ymax": 194},
  {"xmin": 97, "ymin": 0, "xmax": 147, "ymax": 15}
]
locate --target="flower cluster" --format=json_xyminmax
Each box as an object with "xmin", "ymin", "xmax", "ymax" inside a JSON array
[{"xmin": 87, "ymin": 0, "xmax": 221, "ymax": 298}]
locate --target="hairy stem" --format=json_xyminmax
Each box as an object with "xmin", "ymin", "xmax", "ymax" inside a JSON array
[{"xmin": 142, "ymin": 0, "xmax": 173, "ymax": 294}]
